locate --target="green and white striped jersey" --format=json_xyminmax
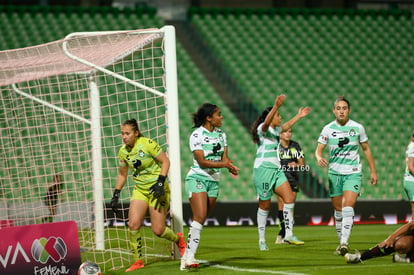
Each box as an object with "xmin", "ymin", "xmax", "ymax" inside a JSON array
[
  {"xmin": 186, "ymin": 126, "xmax": 227, "ymax": 182},
  {"xmin": 317, "ymin": 119, "xmax": 368, "ymax": 175},
  {"xmin": 253, "ymin": 123, "xmax": 282, "ymax": 169},
  {"xmin": 405, "ymin": 141, "xmax": 414, "ymax": 182}
]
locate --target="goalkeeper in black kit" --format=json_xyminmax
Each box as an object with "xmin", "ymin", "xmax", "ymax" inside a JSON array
[
  {"xmin": 345, "ymin": 221, "xmax": 414, "ymax": 263},
  {"xmin": 109, "ymin": 118, "xmax": 186, "ymax": 272}
]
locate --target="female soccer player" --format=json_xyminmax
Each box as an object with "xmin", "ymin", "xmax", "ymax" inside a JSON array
[
  {"xmin": 181, "ymin": 103, "xmax": 239, "ymax": 270},
  {"xmin": 404, "ymin": 131, "xmax": 414, "ymax": 221},
  {"xmin": 251, "ymin": 94, "xmax": 310, "ymax": 250},
  {"xmin": 315, "ymin": 96, "xmax": 378, "ymax": 256},
  {"xmin": 109, "ymin": 118, "xmax": 186, "ymax": 272},
  {"xmin": 345, "ymin": 220, "xmax": 414, "ymax": 263},
  {"xmin": 275, "ymin": 128, "xmax": 306, "ymax": 244}
]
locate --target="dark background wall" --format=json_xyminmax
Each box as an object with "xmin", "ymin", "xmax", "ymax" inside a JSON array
[{"xmin": 106, "ymin": 200, "xmax": 412, "ymax": 227}]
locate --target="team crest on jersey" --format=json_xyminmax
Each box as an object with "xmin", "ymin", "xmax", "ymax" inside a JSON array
[
  {"xmin": 196, "ymin": 180, "xmax": 203, "ymax": 189},
  {"xmin": 138, "ymin": 150, "xmax": 145, "ymax": 158},
  {"xmin": 349, "ymin": 129, "xmax": 356, "ymax": 136}
]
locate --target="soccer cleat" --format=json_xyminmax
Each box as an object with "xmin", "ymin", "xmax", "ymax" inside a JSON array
[
  {"xmin": 393, "ymin": 253, "xmax": 410, "ymax": 263},
  {"xmin": 334, "ymin": 245, "xmax": 341, "ymax": 256},
  {"xmin": 180, "ymin": 256, "xmax": 199, "ymax": 270},
  {"xmin": 284, "ymin": 236, "xmax": 304, "ymax": 245},
  {"xmin": 275, "ymin": 235, "xmax": 285, "ymax": 244},
  {"xmin": 339, "ymin": 244, "xmax": 349, "ymax": 256},
  {"xmin": 126, "ymin": 259, "xmax": 144, "ymax": 272},
  {"xmin": 259, "ymin": 241, "xmax": 269, "ymax": 251},
  {"xmin": 345, "ymin": 250, "xmax": 362, "ymax": 264},
  {"xmin": 176, "ymin": 232, "xmax": 186, "ymax": 257},
  {"xmin": 179, "ymin": 257, "xmax": 186, "ymax": 271}
]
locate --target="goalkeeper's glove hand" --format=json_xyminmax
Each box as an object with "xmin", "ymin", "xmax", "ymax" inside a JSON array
[
  {"xmin": 149, "ymin": 175, "xmax": 166, "ymax": 198},
  {"xmin": 110, "ymin": 189, "xmax": 121, "ymax": 214}
]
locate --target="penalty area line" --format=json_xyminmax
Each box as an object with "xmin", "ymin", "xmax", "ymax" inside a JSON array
[{"xmin": 200, "ymin": 260, "xmax": 310, "ymax": 275}]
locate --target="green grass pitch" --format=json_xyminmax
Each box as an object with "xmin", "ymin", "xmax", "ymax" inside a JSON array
[{"xmin": 97, "ymin": 224, "xmax": 412, "ymax": 274}]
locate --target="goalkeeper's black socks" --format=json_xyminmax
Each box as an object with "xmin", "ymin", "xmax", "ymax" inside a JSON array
[
  {"xmin": 408, "ymin": 252, "xmax": 414, "ymax": 262},
  {"xmin": 361, "ymin": 245, "xmax": 395, "ymax": 260}
]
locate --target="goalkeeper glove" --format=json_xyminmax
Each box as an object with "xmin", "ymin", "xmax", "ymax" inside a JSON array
[
  {"xmin": 110, "ymin": 189, "xmax": 121, "ymax": 214},
  {"xmin": 149, "ymin": 175, "xmax": 166, "ymax": 198}
]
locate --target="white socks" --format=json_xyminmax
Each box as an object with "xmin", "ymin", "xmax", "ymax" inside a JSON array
[
  {"xmin": 283, "ymin": 203, "xmax": 295, "ymax": 239},
  {"xmin": 257, "ymin": 208, "xmax": 269, "ymax": 242},
  {"xmin": 257, "ymin": 204, "xmax": 295, "ymax": 241},
  {"xmin": 341, "ymin": 206, "xmax": 354, "ymax": 245},
  {"xmin": 185, "ymin": 221, "xmax": 203, "ymax": 259},
  {"xmin": 334, "ymin": 210, "xmax": 343, "ymax": 241}
]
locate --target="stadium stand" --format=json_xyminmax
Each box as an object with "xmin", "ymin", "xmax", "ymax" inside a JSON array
[
  {"xmin": 188, "ymin": 7, "xmax": 413, "ymax": 200},
  {"xmin": 0, "ymin": 5, "xmax": 257, "ymax": 202}
]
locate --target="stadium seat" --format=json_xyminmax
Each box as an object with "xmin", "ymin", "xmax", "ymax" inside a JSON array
[{"xmin": 188, "ymin": 7, "xmax": 413, "ymax": 200}]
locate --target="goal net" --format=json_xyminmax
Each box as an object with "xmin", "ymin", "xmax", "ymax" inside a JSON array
[{"xmin": 0, "ymin": 26, "xmax": 182, "ymax": 272}]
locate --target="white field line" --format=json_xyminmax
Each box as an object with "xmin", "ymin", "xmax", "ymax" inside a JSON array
[
  {"xmin": 107, "ymin": 249, "xmax": 309, "ymax": 275},
  {"xmin": 201, "ymin": 259, "xmax": 310, "ymax": 275}
]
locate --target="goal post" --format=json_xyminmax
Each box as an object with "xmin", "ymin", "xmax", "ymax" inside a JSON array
[
  {"xmin": 0, "ymin": 25, "xmax": 183, "ymax": 271},
  {"xmin": 162, "ymin": 26, "xmax": 184, "ymax": 258}
]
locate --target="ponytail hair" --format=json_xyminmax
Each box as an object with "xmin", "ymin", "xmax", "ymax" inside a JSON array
[
  {"xmin": 251, "ymin": 106, "xmax": 272, "ymax": 145},
  {"xmin": 122, "ymin": 118, "xmax": 143, "ymax": 137},
  {"xmin": 192, "ymin": 103, "xmax": 218, "ymax": 128}
]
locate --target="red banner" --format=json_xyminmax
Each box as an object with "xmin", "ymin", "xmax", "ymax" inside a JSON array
[{"xmin": 0, "ymin": 221, "xmax": 81, "ymax": 275}]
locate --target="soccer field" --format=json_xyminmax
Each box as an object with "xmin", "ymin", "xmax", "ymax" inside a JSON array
[{"xmin": 103, "ymin": 224, "xmax": 411, "ymax": 274}]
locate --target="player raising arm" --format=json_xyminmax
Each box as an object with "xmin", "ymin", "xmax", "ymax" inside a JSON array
[
  {"xmin": 315, "ymin": 96, "xmax": 378, "ymax": 256},
  {"xmin": 251, "ymin": 94, "xmax": 310, "ymax": 250}
]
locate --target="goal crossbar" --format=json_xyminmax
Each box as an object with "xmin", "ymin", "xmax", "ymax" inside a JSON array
[
  {"xmin": 62, "ymin": 30, "xmax": 165, "ymax": 97},
  {"xmin": 0, "ymin": 29, "xmax": 161, "ymax": 90}
]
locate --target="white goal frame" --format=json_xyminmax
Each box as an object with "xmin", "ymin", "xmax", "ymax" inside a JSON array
[
  {"xmin": 1, "ymin": 25, "xmax": 183, "ymax": 258},
  {"xmin": 61, "ymin": 26, "xmax": 183, "ymax": 252}
]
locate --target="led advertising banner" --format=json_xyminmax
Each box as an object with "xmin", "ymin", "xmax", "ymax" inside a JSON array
[{"xmin": 0, "ymin": 221, "xmax": 81, "ymax": 275}]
